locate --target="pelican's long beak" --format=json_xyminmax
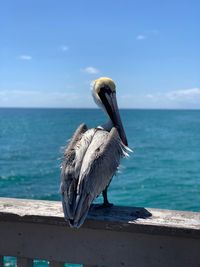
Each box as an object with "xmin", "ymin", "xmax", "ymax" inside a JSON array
[{"xmin": 99, "ymin": 90, "xmax": 128, "ymax": 146}]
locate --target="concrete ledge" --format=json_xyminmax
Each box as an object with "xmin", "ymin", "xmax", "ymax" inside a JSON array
[
  {"xmin": 0, "ymin": 197, "xmax": 199, "ymax": 237},
  {"xmin": 0, "ymin": 197, "xmax": 200, "ymax": 266}
]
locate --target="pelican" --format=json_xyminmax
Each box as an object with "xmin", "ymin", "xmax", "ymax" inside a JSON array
[{"xmin": 60, "ymin": 77, "xmax": 131, "ymax": 228}]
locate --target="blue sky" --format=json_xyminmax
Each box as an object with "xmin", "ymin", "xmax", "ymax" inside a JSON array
[{"xmin": 0, "ymin": 0, "xmax": 199, "ymax": 108}]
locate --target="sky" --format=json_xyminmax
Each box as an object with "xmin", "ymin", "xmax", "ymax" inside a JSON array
[{"xmin": 0, "ymin": 0, "xmax": 200, "ymax": 109}]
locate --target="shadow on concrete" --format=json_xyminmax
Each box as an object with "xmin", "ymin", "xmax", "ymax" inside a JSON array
[{"xmin": 88, "ymin": 204, "xmax": 152, "ymax": 223}]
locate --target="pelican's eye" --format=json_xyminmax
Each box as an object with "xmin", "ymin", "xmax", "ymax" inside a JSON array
[{"xmin": 98, "ymin": 86, "xmax": 113, "ymax": 96}]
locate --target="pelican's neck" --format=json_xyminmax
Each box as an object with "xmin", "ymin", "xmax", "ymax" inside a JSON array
[{"xmin": 97, "ymin": 119, "xmax": 113, "ymax": 131}]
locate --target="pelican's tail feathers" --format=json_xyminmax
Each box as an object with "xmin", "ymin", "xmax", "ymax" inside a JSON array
[
  {"xmin": 70, "ymin": 193, "xmax": 92, "ymax": 228},
  {"xmin": 61, "ymin": 188, "xmax": 75, "ymax": 221},
  {"xmin": 60, "ymin": 175, "xmax": 79, "ymax": 221},
  {"xmin": 61, "ymin": 193, "xmax": 72, "ymax": 220},
  {"xmin": 61, "ymin": 181, "xmax": 93, "ymax": 228}
]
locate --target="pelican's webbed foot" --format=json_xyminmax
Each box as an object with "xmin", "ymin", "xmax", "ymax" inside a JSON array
[
  {"xmin": 101, "ymin": 201, "xmax": 113, "ymax": 208},
  {"xmin": 93, "ymin": 187, "xmax": 113, "ymax": 209}
]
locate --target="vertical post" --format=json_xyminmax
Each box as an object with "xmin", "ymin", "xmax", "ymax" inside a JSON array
[
  {"xmin": 0, "ymin": 256, "xmax": 3, "ymax": 267},
  {"xmin": 17, "ymin": 257, "xmax": 33, "ymax": 267},
  {"xmin": 49, "ymin": 261, "xmax": 64, "ymax": 267}
]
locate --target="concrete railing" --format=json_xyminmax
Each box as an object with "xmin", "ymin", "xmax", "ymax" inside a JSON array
[{"xmin": 0, "ymin": 197, "xmax": 200, "ymax": 267}]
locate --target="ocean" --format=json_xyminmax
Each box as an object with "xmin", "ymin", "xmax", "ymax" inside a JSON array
[
  {"xmin": 1, "ymin": 108, "xmax": 200, "ymax": 266},
  {"xmin": 0, "ymin": 108, "xmax": 200, "ymax": 211}
]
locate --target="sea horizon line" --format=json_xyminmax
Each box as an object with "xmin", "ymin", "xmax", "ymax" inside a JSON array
[{"xmin": 0, "ymin": 107, "xmax": 200, "ymax": 111}]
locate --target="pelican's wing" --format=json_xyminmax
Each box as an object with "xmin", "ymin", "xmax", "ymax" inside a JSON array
[
  {"xmin": 63, "ymin": 123, "xmax": 88, "ymax": 157},
  {"xmin": 73, "ymin": 127, "xmax": 125, "ymax": 227},
  {"xmin": 60, "ymin": 124, "xmax": 96, "ymax": 221},
  {"xmin": 60, "ymin": 123, "xmax": 87, "ymax": 219}
]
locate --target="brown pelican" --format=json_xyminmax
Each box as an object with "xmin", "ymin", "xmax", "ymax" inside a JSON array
[{"xmin": 60, "ymin": 77, "xmax": 131, "ymax": 228}]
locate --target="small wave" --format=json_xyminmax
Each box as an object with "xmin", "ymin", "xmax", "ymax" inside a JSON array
[
  {"xmin": 0, "ymin": 175, "xmax": 15, "ymax": 181},
  {"xmin": 0, "ymin": 174, "xmax": 26, "ymax": 182}
]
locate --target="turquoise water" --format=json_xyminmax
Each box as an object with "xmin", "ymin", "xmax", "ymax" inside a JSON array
[
  {"xmin": 1, "ymin": 108, "xmax": 200, "ymax": 266},
  {"xmin": 3, "ymin": 257, "xmax": 82, "ymax": 267},
  {"xmin": 0, "ymin": 108, "xmax": 200, "ymax": 212}
]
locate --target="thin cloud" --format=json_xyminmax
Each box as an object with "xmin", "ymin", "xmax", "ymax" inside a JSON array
[
  {"xmin": 136, "ymin": 30, "xmax": 159, "ymax": 41},
  {"xmin": 166, "ymin": 88, "xmax": 200, "ymax": 100},
  {"xmin": 145, "ymin": 88, "xmax": 200, "ymax": 108},
  {"xmin": 1, "ymin": 87, "xmax": 199, "ymax": 109},
  {"xmin": 144, "ymin": 88, "xmax": 200, "ymax": 100},
  {"xmin": 60, "ymin": 45, "xmax": 69, "ymax": 52},
  {"xmin": 119, "ymin": 87, "xmax": 200, "ymax": 109},
  {"xmin": 145, "ymin": 94, "xmax": 154, "ymax": 99},
  {"xmin": 18, "ymin": 55, "xmax": 32, "ymax": 60},
  {"xmin": 82, "ymin": 66, "xmax": 100, "ymax": 74},
  {"xmin": 0, "ymin": 90, "xmax": 86, "ymax": 108},
  {"xmin": 136, "ymin": 35, "xmax": 147, "ymax": 40}
]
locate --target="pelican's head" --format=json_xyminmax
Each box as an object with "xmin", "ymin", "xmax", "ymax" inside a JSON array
[{"xmin": 92, "ymin": 77, "xmax": 128, "ymax": 146}]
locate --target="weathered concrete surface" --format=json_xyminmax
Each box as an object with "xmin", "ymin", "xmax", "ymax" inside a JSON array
[
  {"xmin": 0, "ymin": 197, "xmax": 200, "ymax": 267},
  {"xmin": 0, "ymin": 197, "xmax": 199, "ymax": 237}
]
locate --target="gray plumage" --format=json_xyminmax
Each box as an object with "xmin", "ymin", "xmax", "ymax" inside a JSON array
[
  {"xmin": 61, "ymin": 124, "xmax": 127, "ymax": 227},
  {"xmin": 60, "ymin": 77, "xmax": 130, "ymax": 228}
]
